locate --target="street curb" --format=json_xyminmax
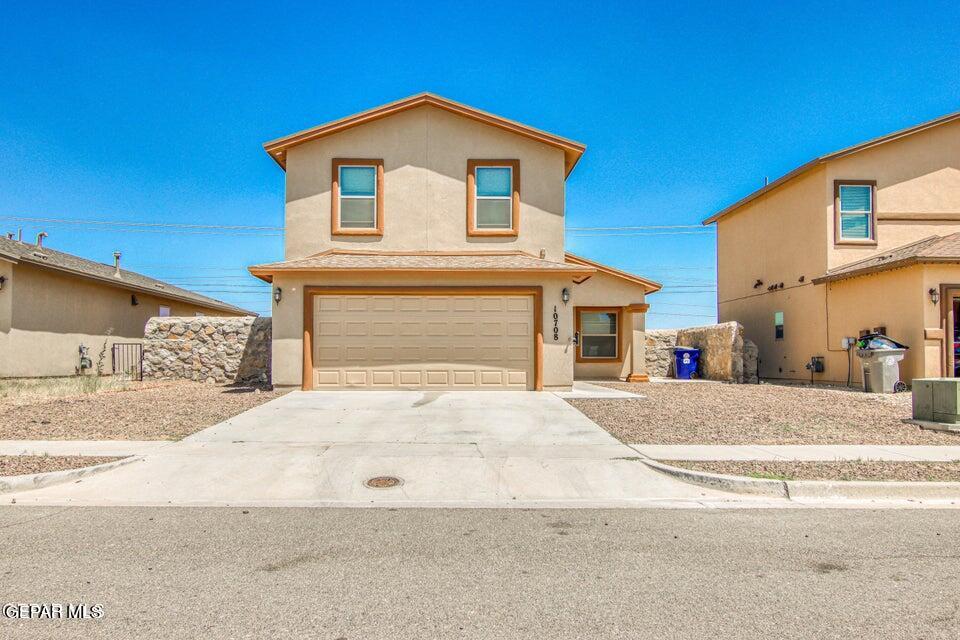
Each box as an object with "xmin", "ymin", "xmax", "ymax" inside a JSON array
[
  {"xmin": 785, "ymin": 479, "xmax": 960, "ymax": 501},
  {"xmin": 641, "ymin": 459, "xmax": 960, "ymax": 502},
  {"xmin": 0, "ymin": 456, "xmax": 140, "ymax": 495},
  {"xmin": 640, "ymin": 459, "xmax": 789, "ymax": 498}
]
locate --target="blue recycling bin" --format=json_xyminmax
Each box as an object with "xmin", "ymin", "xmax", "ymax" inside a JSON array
[{"xmin": 673, "ymin": 347, "xmax": 700, "ymax": 379}]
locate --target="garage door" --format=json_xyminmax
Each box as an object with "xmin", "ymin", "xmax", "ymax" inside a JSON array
[{"xmin": 312, "ymin": 294, "xmax": 534, "ymax": 390}]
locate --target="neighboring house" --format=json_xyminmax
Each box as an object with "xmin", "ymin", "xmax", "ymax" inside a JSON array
[
  {"xmin": 250, "ymin": 93, "xmax": 660, "ymax": 390},
  {"xmin": 0, "ymin": 235, "xmax": 252, "ymax": 378},
  {"xmin": 704, "ymin": 110, "xmax": 960, "ymax": 385}
]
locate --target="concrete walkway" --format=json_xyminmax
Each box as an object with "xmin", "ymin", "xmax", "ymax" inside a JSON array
[
  {"xmin": 630, "ymin": 443, "xmax": 960, "ymax": 462},
  {"xmin": 2, "ymin": 390, "xmax": 765, "ymax": 508}
]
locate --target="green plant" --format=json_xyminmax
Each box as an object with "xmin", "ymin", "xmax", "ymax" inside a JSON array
[{"xmin": 96, "ymin": 328, "xmax": 113, "ymax": 377}]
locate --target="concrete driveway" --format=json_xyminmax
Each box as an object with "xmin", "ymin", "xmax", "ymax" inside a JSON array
[{"xmin": 6, "ymin": 388, "xmax": 768, "ymax": 508}]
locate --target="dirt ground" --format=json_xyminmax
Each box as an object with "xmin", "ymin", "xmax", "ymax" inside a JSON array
[
  {"xmin": 0, "ymin": 381, "xmax": 285, "ymax": 440},
  {"xmin": 568, "ymin": 380, "xmax": 960, "ymax": 445},
  {"xmin": 670, "ymin": 460, "xmax": 960, "ymax": 482},
  {"xmin": 0, "ymin": 455, "xmax": 125, "ymax": 476}
]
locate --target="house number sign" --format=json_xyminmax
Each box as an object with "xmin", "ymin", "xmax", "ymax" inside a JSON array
[{"xmin": 553, "ymin": 306, "xmax": 559, "ymax": 341}]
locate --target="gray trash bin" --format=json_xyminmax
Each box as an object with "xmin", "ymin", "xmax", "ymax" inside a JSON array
[{"xmin": 855, "ymin": 334, "xmax": 909, "ymax": 393}]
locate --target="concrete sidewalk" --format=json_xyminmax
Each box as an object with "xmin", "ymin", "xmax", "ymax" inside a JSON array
[
  {"xmin": 0, "ymin": 440, "xmax": 172, "ymax": 457},
  {"xmin": 630, "ymin": 443, "xmax": 960, "ymax": 462}
]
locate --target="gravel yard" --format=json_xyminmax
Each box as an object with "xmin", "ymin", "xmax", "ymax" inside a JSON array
[
  {"xmin": 0, "ymin": 381, "xmax": 285, "ymax": 440},
  {"xmin": 0, "ymin": 455, "xmax": 125, "ymax": 476},
  {"xmin": 670, "ymin": 460, "xmax": 960, "ymax": 482},
  {"xmin": 569, "ymin": 380, "xmax": 960, "ymax": 445}
]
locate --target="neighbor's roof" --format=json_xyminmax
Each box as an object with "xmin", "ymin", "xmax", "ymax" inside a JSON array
[
  {"xmin": 249, "ymin": 250, "xmax": 595, "ymax": 282},
  {"xmin": 263, "ymin": 92, "xmax": 587, "ymax": 177},
  {"xmin": 703, "ymin": 109, "xmax": 960, "ymax": 225},
  {"xmin": 0, "ymin": 236, "xmax": 253, "ymax": 314},
  {"xmin": 812, "ymin": 233, "xmax": 960, "ymax": 284},
  {"xmin": 564, "ymin": 252, "xmax": 662, "ymax": 293}
]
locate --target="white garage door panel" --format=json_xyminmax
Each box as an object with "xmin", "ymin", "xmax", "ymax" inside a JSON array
[{"xmin": 313, "ymin": 294, "xmax": 534, "ymax": 390}]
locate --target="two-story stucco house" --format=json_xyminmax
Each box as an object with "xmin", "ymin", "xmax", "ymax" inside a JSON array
[
  {"xmin": 250, "ymin": 93, "xmax": 660, "ymax": 390},
  {"xmin": 705, "ymin": 109, "xmax": 960, "ymax": 385}
]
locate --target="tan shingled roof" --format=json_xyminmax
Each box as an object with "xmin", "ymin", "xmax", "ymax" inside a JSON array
[
  {"xmin": 813, "ymin": 233, "xmax": 960, "ymax": 284},
  {"xmin": 249, "ymin": 250, "xmax": 594, "ymax": 282}
]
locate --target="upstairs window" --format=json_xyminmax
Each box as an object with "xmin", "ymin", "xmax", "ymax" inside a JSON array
[
  {"xmin": 332, "ymin": 159, "xmax": 384, "ymax": 236},
  {"xmin": 467, "ymin": 160, "xmax": 519, "ymax": 236},
  {"xmin": 835, "ymin": 181, "xmax": 876, "ymax": 243}
]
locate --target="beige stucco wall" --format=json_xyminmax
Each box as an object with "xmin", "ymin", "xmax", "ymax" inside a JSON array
[
  {"xmin": 2, "ymin": 263, "xmax": 243, "ymax": 378},
  {"xmin": 283, "ymin": 105, "xmax": 567, "ymax": 262},
  {"xmin": 717, "ymin": 118, "xmax": 960, "ymax": 383},
  {"xmin": 0, "ymin": 258, "xmax": 13, "ymax": 377},
  {"xmin": 269, "ymin": 272, "xmax": 578, "ymax": 389},
  {"xmin": 826, "ymin": 119, "xmax": 960, "ymax": 270},
  {"xmin": 569, "ymin": 270, "xmax": 648, "ymax": 379}
]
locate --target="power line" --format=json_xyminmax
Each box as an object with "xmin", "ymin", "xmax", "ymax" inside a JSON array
[
  {"xmin": 0, "ymin": 215, "xmax": 284, "ymax": 232},
  {"xmin": 647, "ymin": 312, "xmax": 717, "ymax": 318},
  {"xmin": 567, "ymin": 231, "xmax": 713, "ymax": 237}
]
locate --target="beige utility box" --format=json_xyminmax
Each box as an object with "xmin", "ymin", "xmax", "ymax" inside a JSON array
[{"xmin": 912, "ymin": 378, "xmax": 960, "ymax": 424}]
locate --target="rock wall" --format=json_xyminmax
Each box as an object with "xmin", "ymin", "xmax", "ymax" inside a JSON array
[
  {"xmin": 645, "ymin": 322, "xmax": 758, "ymax": 383},
  {"xmin": 645, "ymin": 329, "xmax": 679, "ymax": 377},
  {"xmin": 143, "ymin": 316, "xmax": 271, "ymax": 384}
]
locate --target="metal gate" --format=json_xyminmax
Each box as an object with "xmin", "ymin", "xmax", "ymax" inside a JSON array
[{"xmin": 112, "ymin": 343, "xmax": 143, "ymax": 380}]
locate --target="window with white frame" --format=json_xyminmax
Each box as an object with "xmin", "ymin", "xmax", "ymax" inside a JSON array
[
  {"xmin": 474, "ymin": 166, "xmax": 513, "ymax": 229},
  {"xmin": 338, "ymin": 165, "xmax": 377, "ymax": 229},
  {"xmin": 159, "ymin": 305, "xmax": 171, "ymax": 317},
  {"xmin": 838, "ymin": 183, "xmax": 874, "ymax": 240},
  {"xmin": 579, "ymin": 309, "xmax": 619, "ymax": 359}
]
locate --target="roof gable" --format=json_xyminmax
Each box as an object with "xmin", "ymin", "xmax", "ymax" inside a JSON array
[
  {"xmin": 704, "ymin": 109, "xmax": 960, "ymax": 225},
  {"xmin": 263, "ymin": 93, "xmax": 586, "ymax": 177},
  {"xmin": 564, "ymin": 252, "xmax": 662, "ymax": 293}
]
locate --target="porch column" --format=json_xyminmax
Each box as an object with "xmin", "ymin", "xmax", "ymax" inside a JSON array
[{"xmin": 625, "ymin": 303, "xmax": 649, "ymax": 382}]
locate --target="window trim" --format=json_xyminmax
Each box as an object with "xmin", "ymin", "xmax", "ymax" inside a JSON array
[
  {"xmin": 332, "ymin": 158, "xmax": 384, "ymax": 236},
  {"xmin": 467, "ymin": 159, "xmax": 520, "ymax": 237},
  {"xmin": 834, "ymin": 179, "xmax": 877, "ymax": 246},
  {"xmin": 575, "ymin": 306, "xmax": 623, "ymax": 364}
]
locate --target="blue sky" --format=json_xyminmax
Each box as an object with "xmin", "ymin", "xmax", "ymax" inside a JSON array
[{"xmin": 1, "ymin": 1, "xmax": 957, "ymax": 325}]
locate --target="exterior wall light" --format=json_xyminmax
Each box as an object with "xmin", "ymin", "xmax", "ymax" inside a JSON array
[
  {"xmin": 0, "ymin": 275, "xmax": 5, "ymax": 291},
  {"xmin": 561, "ymin": 288, "xmax": 570, "ymax": 304},
  {"xmin": 274, "ymin": 287, "xmax": 282, "ymax": 304},
  {"xmin": 929, "ymin": 288, "xmax": 940, "ymax": 305}
]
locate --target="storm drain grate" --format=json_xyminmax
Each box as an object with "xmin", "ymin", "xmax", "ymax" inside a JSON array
[{"xmin": 365, "ymin": 476, "xmax": 403, "ymax": 489}]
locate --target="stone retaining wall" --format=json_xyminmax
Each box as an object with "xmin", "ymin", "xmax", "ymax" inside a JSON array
[
  {"xmin": 143, "ymin": 316, "xmax": 271, "ymax": 383},
  {"xmin": 645, "ymin": 322, "xmax": 758, "ymax": 383}
]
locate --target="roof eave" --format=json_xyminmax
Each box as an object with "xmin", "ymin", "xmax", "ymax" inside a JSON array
[
  {"xmin": 703, "ymin": 109, "xmax": 960, "ymax": 226},
  {"xmin": 248, "ymin": 265, "xmax": 595, "ymax": 280}
]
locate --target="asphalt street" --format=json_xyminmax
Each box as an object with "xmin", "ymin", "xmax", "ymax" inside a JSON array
[{"xmin": 1, "ymin": 506, "xmax": 958, "ymax": 639}]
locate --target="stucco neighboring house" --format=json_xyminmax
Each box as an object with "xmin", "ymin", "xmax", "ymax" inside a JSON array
[
  {"xmin": 704, "ymin": 109, "xmax": 960, "ymax": 385},
  {"xmin": 250, "ymin": 93, "xmax": 661, "ymax": 391},
  {"xmin": 0, "ymin": 235, "xmax": 252, "ymax": 378}
]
